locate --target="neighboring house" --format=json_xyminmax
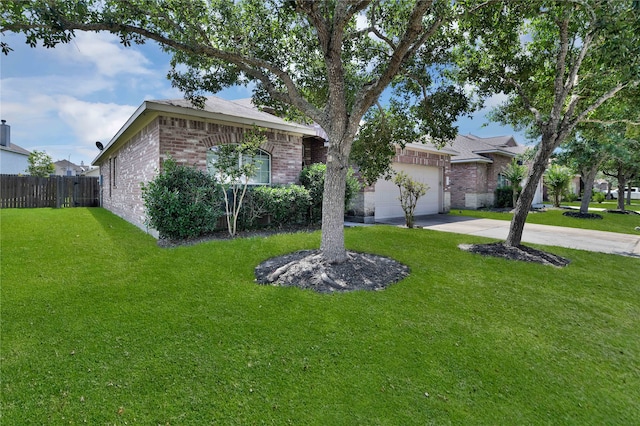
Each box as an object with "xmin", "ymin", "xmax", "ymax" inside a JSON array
[
  {"xmin": 0, "ymin": 120, "xmax": 30, "ymax": 175},
  {"xmin": 350, "ymin": 142, "xmax": 457, "ymax": 223},
  {"xmin": 54, "ymin": 159, "xmax": 96, "ymax": 176},
  {"xmin": 92, "ymin": 96, "xmax": 457, "ymax": 233},
  {"xmin": 448, "ymin": 134, "xmax": 543, "ymax": 209}
]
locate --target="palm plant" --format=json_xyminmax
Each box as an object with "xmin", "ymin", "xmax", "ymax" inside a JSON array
[
  {"xmin": 501, "ymin": 159, "xmax": 527, "ymax": 208},
  {"xmin": 545, "ymin": 164, "xmax": 574, "ymax": 207}
]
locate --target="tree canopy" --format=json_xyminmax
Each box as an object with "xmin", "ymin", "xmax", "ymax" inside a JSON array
[
  {"xmin": 1, "ymin": 0, "xmax": 481, "ymax": 263},
  {"xmin": 456, "ymin": 0, "xmax": 640, "ymax": 246},
  {"xmin": 27, "ymin": 150, "xmax": 55, "ymax": 177}
]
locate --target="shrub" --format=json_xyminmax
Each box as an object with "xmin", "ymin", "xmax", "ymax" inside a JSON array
[
  {"xmin": 247, "ymin": 185, "xmax": 312, "ymax": 227},
  {"xmin": 592, "ymin": 191, "xmax": 606, "ymax": 203},
  {"xmin": 564, "ymin": 192, "xmax": 578, "ymax": 202},
  {"xmin": 141, "ymin": 158, "xmax": 223, "ymax": 239},
  {"xmin": 495, "ymin": 186, "xmax": 515, "ymax": 208},
  {"xmin": 299, "ymin": 163, "xmax": 361, "ymax": 222},
  {"xmin": 545, "ymin": 164, "xmax": 573, "ymax": 207},
  {"xmin": 393, "ymin": 171, "xmax": 429, "ymax": 228}
]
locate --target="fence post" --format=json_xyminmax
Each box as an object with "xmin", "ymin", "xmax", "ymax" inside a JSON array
[{"xmin": 56, "ymin": 176, "xmax": 62, "ymax": 208}]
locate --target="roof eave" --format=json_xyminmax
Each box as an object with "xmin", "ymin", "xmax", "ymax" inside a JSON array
[
  {"xmin": 472, "ymin": 148, "xmax": 517, "ymax": 157},
  {"xmin": 451, "ymin": 157, "xmax": 494, "ymax": 164},
  {"xmin": 92, "ymin": 101, "xmax": 149, "ymax": 166},
  {"xmin": 402, "ymin": 142, "xmax": 459, "ymax": 156}
]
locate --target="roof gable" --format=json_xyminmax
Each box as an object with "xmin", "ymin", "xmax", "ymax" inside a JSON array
[{"xmin": 450, "ymin": 134, "xmax": 524, "ymax": 164}]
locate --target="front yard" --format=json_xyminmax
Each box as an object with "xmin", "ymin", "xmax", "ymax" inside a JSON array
[
  {"xmin": 1, "ymin": 208, "xmax": 639, "ymax": 424},
  {"xmin": 451, "ymin": 206, "xmax": 640, "ymax": 235}
]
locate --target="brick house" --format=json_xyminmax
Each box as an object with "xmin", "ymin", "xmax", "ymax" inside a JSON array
[
  {"xmin": 92, "ymin": 96, "xmax": 456, "ymax": 233},
  {"xmin": 92, "ymin": 97, "xmax": 321, "ymax": 233},
  {"xmin": 448, "ymin": 134, "xmax": 543, "ymax": 209}
]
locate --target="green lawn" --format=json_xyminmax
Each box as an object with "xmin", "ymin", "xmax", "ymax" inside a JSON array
[
  {"xmin": 561, "ymin": 199, "xmax": 640, "ymax": 212},
  {"xmin": 450, "ymin": 206, "xmax": 640, "ymax": 235},
  {"xmin": 2, "ymin": 208, "xmax": 639, "ymax": 424}
]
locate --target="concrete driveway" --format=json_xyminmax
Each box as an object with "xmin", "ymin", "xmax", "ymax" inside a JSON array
[{"xmin": 375, "ymin": 214, "xmax": 640, "ymax": 258}]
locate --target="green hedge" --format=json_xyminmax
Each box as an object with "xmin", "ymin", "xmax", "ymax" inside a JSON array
[
  {"xmin": 141, "ymin": 158, "xmax": 224, "ymax": 239},
  {"xmin": 241, "ymin": 185, "xmax": 312, "ymax": 228}
]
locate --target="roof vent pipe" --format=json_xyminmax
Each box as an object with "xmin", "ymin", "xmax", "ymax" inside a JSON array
[{"xmin": 0, "ymin": 120, "xmax": 9, "ymax": 147}]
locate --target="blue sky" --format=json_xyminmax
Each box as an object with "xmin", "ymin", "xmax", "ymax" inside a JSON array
[{"xmin": 1, "ymin": 31, "xmax": 527, "ymax": 167}]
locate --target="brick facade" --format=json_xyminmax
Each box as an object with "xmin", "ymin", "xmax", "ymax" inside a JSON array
[
  {"xmin": 450, "ymin": 154, "xmax": 513, "ymax": 209},
  {"xmin": 98, "ymin": 119, "xmax": 160, "ymax": 232},
  {"xmin": 97, "ymin": 114, "xmax": 304, "ymax": 234},
  {"xmin": 157, "ymin": 116, "xmax": 303, "ymax": 183}
]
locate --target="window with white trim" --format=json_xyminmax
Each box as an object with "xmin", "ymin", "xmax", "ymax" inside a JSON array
[{"xmin": 207, "ymin": 146, "xmax": 271, "ymax": 185}]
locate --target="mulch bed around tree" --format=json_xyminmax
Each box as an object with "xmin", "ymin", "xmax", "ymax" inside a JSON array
[
  {"xmin": 562, "ymin": 211, "xmax": 603, "ymax": 219},
  {"xmin": 459, "ymin": 242, "xmax": 570, "ymax": 267},
  {"xmin": 255, "ymin": 250, "xmax": 410, "ymax": 293}
]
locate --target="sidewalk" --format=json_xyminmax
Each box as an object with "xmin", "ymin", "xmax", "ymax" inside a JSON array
[{"xmin": 374, "ymin": 214, "xmax": 640, "ymax": 258}]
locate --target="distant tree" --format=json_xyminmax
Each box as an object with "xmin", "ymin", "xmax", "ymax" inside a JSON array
[
  {"xmin": 27, "ymin": 150, "xmax": 54, "ymax": 177},
  {"xmin": 457, "ymin": 0, "xmax": 640, "ymax": 247},
  {"xmin": 394, "ymin": 171, "xmax": 428, "ymax": 229},
  {"xmin": 501, "ymin": 158, "xmax": 527, "ymax": 209},
  {"xmin": 601, "ymin": 134, "xmax": 640, "ymax": 210},
  {"xmin": 545, "ymin": 164, "xmax": 574, "ymax": 208},
  {"xmin": 555, "ymin": 128, "xmax": 611, "ymax": 214}
]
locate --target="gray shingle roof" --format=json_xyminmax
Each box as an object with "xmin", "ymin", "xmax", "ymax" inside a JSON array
[
  {"xmin": 0, "ymin": 142, "xmax": 31, "ymax": 156},
  {"xmin": 450, "ymin": 134, "xmax": 524, "ymax": 163}
]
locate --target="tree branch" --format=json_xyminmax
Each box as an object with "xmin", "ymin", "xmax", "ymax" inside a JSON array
[
  {"xmin": 505, "ymin": 77, "xmax": 543, "ymax": 125},
  {"xmin": 570, "ymin": 81, "xmax": 637, "ymax": 129}
]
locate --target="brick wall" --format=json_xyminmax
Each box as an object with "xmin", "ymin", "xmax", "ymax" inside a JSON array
[
  {"xmin": 98, "ymin": 119, "xmax": 160, "ymax": 232},
  {"xmin": 302, "ymin": 137, "xmax": 328, "ymax": 166},
  {"xmin": 97, "ymin": 115, "xmax": 305, "ymax": 234},
  {"xmin": 450, "ymin": 154, "xmax": 514, "ymax": 209},
  {"xmin": 158, "ymin": 116, "xmax": 303, "ymax": 184}
]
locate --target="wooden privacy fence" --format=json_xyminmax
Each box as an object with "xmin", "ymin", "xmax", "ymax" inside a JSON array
[{"xmin": 0, "ymin": 175, "xmax": 100, "ymax": 208}]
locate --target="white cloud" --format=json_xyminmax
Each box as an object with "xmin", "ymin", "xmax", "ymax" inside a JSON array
[
  {"xmin": 53, "ymin": 32, "xmax": 153, "ymax": 77},
  {"xmin": 481, "ymin": 92, "xmax": 509, "ymax": 109},
  {"xmin": 55, "ymin": 96, "xmax": 137, "ymax": 146}
]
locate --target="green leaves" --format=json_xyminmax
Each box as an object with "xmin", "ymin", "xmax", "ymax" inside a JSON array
[{"xmin": 27, "ymin": 150, "xmax": 55, "ymax": 177}]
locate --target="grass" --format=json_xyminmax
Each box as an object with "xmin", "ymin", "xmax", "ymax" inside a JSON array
[
  {"xmin": 2, "ymin": 208, "xmax": 639, "ymax": 424},
  {"xmin": 450, "ymin": 206, "xmax": 640, "ymax": 235},
  {"xmin": 560, "ymin": 199, "xmax": 640, "ymax": 212}
]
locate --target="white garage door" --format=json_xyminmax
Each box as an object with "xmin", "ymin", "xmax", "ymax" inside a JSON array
[{"xmin": 374, "ymin": 163, "xmax": 441, "ymax": 220}]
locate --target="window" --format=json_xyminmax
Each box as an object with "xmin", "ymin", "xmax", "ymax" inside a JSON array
[
  {"xmin": 207, "ymin": 146, "xmax": 271, "ymax": 185},
  {"xmin": 112, "ymin": 156, "xmax": 118, "ymax": 188},
  {"xmin": 497, "ymin": 173, "xmax": 509, "ymax": 188}
]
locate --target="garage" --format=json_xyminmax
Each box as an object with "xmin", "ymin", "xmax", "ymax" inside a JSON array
[{"xmin": 374, "ymin": 162, "xmax": 442, "ymax": 221}]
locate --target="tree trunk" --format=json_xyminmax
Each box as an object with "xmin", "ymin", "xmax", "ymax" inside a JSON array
[
  {"xmin": 505, "ymin": 141, "xmax": 554, "ymax": 247},
  {"xmin": 320, "ymin": 145, "xmax": 349, "ymax": 264},
  {"xmin": 617, "ymin": 172, "xmax": 626, "ymax": 211},
  {"xmin": 579, "ymin": 162, "xmax": 601, "ymax": 214}
]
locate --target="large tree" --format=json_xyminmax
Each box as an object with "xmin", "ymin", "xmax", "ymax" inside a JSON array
[
  {"xmin": 457, "ymin": 0, "xmax": 640, "ymax": 247},
  {"xmin": 2, "ymin": 0, "xmax": 477, "ymax": 264}
]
